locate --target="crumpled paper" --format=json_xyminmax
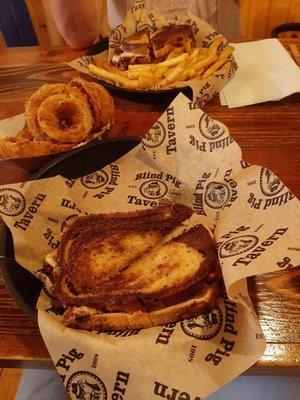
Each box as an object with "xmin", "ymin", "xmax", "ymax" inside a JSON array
[{"xmin": 1, "ymin": 93, "xmax": 299, "ymax": 399}]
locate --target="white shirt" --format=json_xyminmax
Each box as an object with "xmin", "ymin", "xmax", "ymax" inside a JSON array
[{"xmin": 106, "ymin": 0, "xmax": 240, "ymax": 41}]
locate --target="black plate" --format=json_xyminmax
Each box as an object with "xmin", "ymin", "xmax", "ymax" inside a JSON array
[
  {"xmin": 0, "ymin": 138, "xmax": 139, "ymax": 322},
  {"xmin": 86, "ymin": 37, "xmax": 193, "ymax": 103}
]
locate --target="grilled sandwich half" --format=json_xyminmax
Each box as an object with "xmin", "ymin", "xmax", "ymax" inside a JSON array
[
  {"xmin": 111, "ymin": 24, "xmax": 196, "ymax": 69},
  {"xmin": 112, "ymin": 29, "xmax": 152, "ymax": 69},
  {"xmin": 44, "ymin": 204, "xmax": 221, "ymax": 330}
]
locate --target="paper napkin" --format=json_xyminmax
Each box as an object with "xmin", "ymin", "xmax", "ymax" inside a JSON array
[{"xmin": 220, "ymin": 38, "xmax": 300, "ymax": 108}]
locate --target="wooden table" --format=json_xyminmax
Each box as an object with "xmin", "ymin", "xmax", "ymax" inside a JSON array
[{"xmin": 0, "ymin": 45, "xmax": 299, "ymax": 374}]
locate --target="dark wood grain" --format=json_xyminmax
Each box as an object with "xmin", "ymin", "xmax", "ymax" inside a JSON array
[{"xmin": 0, "ymin": 45, "xmax": 299, "ymax": 372}]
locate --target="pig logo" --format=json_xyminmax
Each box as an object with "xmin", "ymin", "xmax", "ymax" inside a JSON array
[
  {"xmin": 81, "ymin": 170, "xmax": 109, "ymax": 189},
  {"xmin": 78, "ymin": 56, "xmax": 95, "ymax": 71},
  {"xmin": 240, "ymin": 160, "xmax": 250, "ymax": 169},
  {"xmin": 35, "ymin": 267, "xmax": 58, "ymax": 301},
  {"xmin": 141, "ymin": 121, "xmax": 166, "ymax": 148},
  {"xmin": 137, "ymin": 24, "xmax": 153, "ymax": 34},
  {"xmin": 181, "ymin": 306, "xmax": 223, "ymax": 340},
  {"xmin": 0, "ymin": 188, "xmax": 26, "ymax": 217},
  {"xmin": 109, "ymin": 28, "xmax": 121, "ymax": 44},
  {"xmin": 42, "ymin": 282, "xmax": 58, "ymax": 301},
  {"xmin": 67, "ymin": 371, "xmax": 107, "ymax": 400},
  {"xmin": 61, "ymin": 214, "xmax": 79, "ymax": 233},
  {"xmin": 140, "ymin": 179, "xmax": 168, "ymax": 199},
  {"xmin": 219, "ymin": 235, "xmax": 259, "ymax": 258},
  {"xmin": 204, "ymin": 182, "xmax": 230, "ymax": 209},
  {"xmin": 195, "ymin": 93, "xmax": 210, "ymax": 109},
  {"xmin": 199, "ymin": 114, "xmax": 225, "ymax": 140},
  {"xmin": 260, "ymin": 168, "xmax": 285, "ymax": 197}
]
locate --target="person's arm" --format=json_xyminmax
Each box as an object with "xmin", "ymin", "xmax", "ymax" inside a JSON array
[{"xmin": 49, "ymin": 0, "xmax": 100, "ymax": 49}]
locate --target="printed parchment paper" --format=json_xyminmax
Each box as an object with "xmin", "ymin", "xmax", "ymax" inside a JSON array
[
  {"xmin": 1, "ymin": 93, "xmax": 299, "ymax": 399},
  {"xmin": 68, "ymin": 0, "xmax": 237, "ymax": 107}
]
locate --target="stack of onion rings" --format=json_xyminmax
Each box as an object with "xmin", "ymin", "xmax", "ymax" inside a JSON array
[{"xmin": 0, "ymin": 78, "xmax": 114, "ymax": 159}]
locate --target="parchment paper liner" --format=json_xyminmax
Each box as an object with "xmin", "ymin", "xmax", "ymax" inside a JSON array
[{"xmin": 0, "ymin": 93, "xmax": 299, "ymax": 399}]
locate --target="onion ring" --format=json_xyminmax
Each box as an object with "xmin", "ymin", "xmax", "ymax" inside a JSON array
[
  {"xmin": 25, "ymin": 84, "xmax": 69, "ymax": 140},
  {"xmin": 0, "ymin": 126, "xmax": 75, "ymax": 159},
  {"xmin": 37, "ymin": 93, "xmax": 93, "ymax": 143},
  {"xmin": 25, "ymin": 83, "xmax": 93, "ymax": 142},
  {"xmin": 70, "ymin": 78, "xmax": 114, "ymax": 133},
  {"xmin": 0, "ymin": 136, "xmax": 74, "ymax": 159},
  {"xmin": 1, "ymin": 78, "xmax": 114, "ymax": 159}
]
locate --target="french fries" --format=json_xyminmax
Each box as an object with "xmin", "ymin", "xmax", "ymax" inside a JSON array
[
  {"xmin": 166, "ymin": 47, "xmax": 184, "ymax": 60},
  {"xmin": 202, "ymin": 46, "xmax": 235, "ymax": 79},
  {"xmin": 88, "ymin": 36, "xmax": 234, "ymax": 90},
  {"xmin": 88, "ymin": 64, "xmax": 139, "ymax": 89},
  {"xmin": 208, "ymin": 35, "xmax": 223, "ymax": 56}
]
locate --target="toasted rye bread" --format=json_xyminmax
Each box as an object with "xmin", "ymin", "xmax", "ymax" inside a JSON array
[
  {"xmin": 112, "ymin": 29, "xmax": 152, "ymax": 68},
  {"xmin": 92, "ymin": 224, "xmax": 217, "ymax": 313},
  {"xmin": 47, "ymin": 203, "xmax": 221, "ymax": 331},
  {"xmin": 63, "ymin": 281, "xmax": 220, "ymax": 331},
  {"xmin": 120, "ymin": 29, "xmax": 150, "ymax": 49},
  {"xmin": 49, "ymin": 204, "xmax": 194, "ymax": 307},
  {"xmin": 150, "ymin": 25, "xmax": 195, "ymax": 60},
  {"xmin": 121, "ymin": 31, "xmax": 150, "ymax": 56}
]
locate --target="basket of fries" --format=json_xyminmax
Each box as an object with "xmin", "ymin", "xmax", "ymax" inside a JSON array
[{"xmin": 68, "ymin": 2, "xmax": 237, "ymax": 105}]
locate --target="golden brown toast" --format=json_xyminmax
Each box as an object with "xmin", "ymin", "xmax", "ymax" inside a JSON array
[{"xmin": 94, "ymin": 224, "xmax": 217, "ymax": 313}]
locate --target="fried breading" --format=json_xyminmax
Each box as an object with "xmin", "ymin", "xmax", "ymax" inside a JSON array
[
  {"xmin": 25, "ymin": 83, "xmax": 92, "ymax": 142},
  {"xmin": 71, "ymin": 78, "xmax": 114, "ymax": 133},
  {"xmin": 64, "ymin": 281, "xmax": 220, "ymax": 330},
  {"xmin": 0, "ymin": 137, "xmax": 74, "ymax": 158},
  {"xmin": 25, "ymin": 83, "xmax": 69, "ymax": 140}
]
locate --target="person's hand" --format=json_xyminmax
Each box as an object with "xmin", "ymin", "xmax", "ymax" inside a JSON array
[{"xmin": 49, "ymin": 0, "xmax": 100, "ymax": 49}]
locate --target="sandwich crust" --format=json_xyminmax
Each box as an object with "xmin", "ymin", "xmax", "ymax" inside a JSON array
[
  {"xmin": 63, "ymin": 281, "xmax": 220, "ymax": 331},
  {"xmin": 70, "ymin": 78, "xmax": 114, "ymax": 133}
]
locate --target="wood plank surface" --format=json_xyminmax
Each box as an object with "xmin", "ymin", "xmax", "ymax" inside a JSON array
[
  {"xmin": 0, "ymin": 45, "xmax": 299, "ymax": 373},
  {"xmin": 240, "ymin": 0, "xmax": 300, "ymax": 40}
]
